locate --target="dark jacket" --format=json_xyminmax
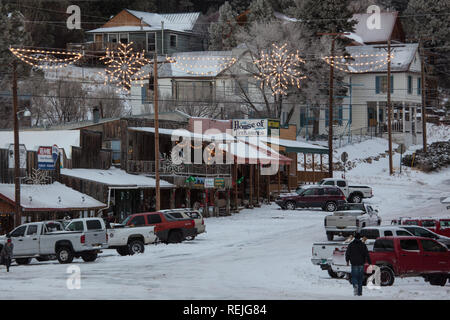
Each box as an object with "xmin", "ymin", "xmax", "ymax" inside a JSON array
[
  {"xmin": 1, "ymin": 242, "xmax": 14, "ymax": 259},
  {"xmin": 345, "ymin": 238, "xmax": 371, "ymax": 266}
]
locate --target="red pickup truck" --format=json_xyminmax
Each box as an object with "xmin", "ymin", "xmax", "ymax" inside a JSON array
[
  {"xmin": 122, "ymin": 212, "xmax": 197, "ymax": 244},
  {"xmin": 368, "ymin": 236, "xmax": 450, "ymax": 286},
  {"xmin": 392, "ymin": 217, "xmax": 450, "ymax": 237}
]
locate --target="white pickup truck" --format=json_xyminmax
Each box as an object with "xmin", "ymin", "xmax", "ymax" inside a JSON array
[
  {"xmin": 311, "ymin": 226, "xmax": 413, "ymax": 278},
  {"xmin": 324, "ymin": 203, "xmax": 381, "ymax": 240},
  {"xmin": 317, "ymin": 178, "xmax": 373, "ymax": 203},
  {"xmin": 107, "ymin": 224, "xmax": 157, "ymax": 256},
  {"xmin": 0, "ymin": 218, "xmax": 107, "ymax": 264}
]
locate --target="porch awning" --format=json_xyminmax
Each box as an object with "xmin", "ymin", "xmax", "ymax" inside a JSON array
[
  {"xmin": 259, "ymin": 137, "xmax": 329, "ymax": 154},
  {"xmin": 0, "ymin": 182, "xmax": 106, "ymax": 212},
  {"xmin": 218, "ymin": 141, "xmax": 292, "ymax": 165}
]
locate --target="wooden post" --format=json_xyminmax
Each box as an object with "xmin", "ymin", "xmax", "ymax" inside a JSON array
[
  {"xmin": 12, "ymin": 60, "xmax": 21, "ymax": 227},
  {"xmin": 153, "ymin": 53, "xmax": 161, "ymax": 210},
  {"xmin": 170, "ymin": 188, "xmax": 175, "ymax": 209},
  {"xmin": 226, "ymin": 189, "xmax": 231, "ymax": 216},
  {"xmin": 277, "ymin": 166, "xmax": 281, "ymax": 196},
  {"xmin": 287, "ymin": 164, "xmax": 291, "ymax": 192},
  {"xmin": 420, "ymin": 40, "xmax": 427, "ymax": 153},
  {"xmin": 320, "ymin": 154, "xmax": 323, "ymax": 172},
  {"xmin": 234, "ymin": 163, "xmax": 238, "ymax": 211},
  {"xmin": 256, "ymin": 164, "xmax": 260, "ymax": 206},
  {"xmin": 186, "ymin": 188, "xmax": 191, "ymax": 209},
  {"xmin": 387, "ymin": 39, "xmax": 394, "ymax": 175},
  {"xmin": 249, "ymin": 164, "xmax": 253, "ymax": 208},
  {"xmin": 312, "ymin": 154, "xmax": 315, "ymax": 182}
]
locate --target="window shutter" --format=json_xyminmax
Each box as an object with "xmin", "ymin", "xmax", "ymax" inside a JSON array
[
  {"xmin": 141, "ymin": 85, "xmax": 147, "ymax": 104},
  {"xmin": 390, "ymin": 75, "xmax": 394, "ymax": 93},
  {"xmin": 338, "ymin": 105, "xmax": 343, "ymax": 125},
  {"xmin": 417, "ymin": 77, "xmax": 421, "ymax": 95},
  {"xmin": 375, "ymin": 76, "xmax": 380, "ymax": 94}
]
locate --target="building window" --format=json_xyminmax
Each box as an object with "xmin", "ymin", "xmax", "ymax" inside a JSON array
[
  {"xmin": 147, "ymin": 32, "xmax": 156, "ymax": 52},
  {"xmin": 375, "ymin": 75, "xmax": 394, "ymax": 94},
  {"xmin": 170, "ymin": 34, "xmax": 177, "ymax": 48},
  {"xmin": 407, "ymin": 76, "xmax": 412, "ymax": 94},
  {"xmin": 107, "ymin": 33, "xmax": 118, "ymax": 43},
  {"xmin": 119, "ymin": 33, "xmax": 128, "ymax": 44},
  {"xmin": 417, "ymin": 77, "xmax": 421, "ymax": 95}
]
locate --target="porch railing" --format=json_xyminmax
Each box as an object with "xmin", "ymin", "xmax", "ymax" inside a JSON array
[{"xmin": 127, "ymin": 160, "xmax": 232, "ymax": 177}]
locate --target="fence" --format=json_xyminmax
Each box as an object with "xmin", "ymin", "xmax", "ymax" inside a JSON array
[{"xmin": 334, "ymin": 125, "xmax": 385, "ymax": 148}]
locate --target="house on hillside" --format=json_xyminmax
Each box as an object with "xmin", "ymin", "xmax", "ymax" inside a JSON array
[
  {"xmin": 130, "ymin": 48, "xmax": 271, "ymax": 118},
  {"xmin": 71, "ymin": 9, "xmax": 205, "ymax": 55}
]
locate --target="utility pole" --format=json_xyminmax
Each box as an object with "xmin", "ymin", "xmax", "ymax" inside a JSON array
[
  {"xmin": 387, "ymin": 38, "xmax": 394, "ymax": 175},
  {"xmin": 419, "ymin": 39, "xmax": 428, "ymax": 153},
  {"xmin": 153, "ymin": 53, "xmax": 161, "ymax": 211},
  {"xmin": 12, "ymin": 60, "xmax": 22, "ymax": 227},
  {"xmin": 374, "ymin": 41, "xmax": 405, "ymax": 175},
  {"xmin": 317, "ymin": 32, "xmax": 350, "ymax": 177}
]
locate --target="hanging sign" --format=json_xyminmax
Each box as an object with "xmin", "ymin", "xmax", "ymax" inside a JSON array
[
  {"xmin": 204, "ymin": 178, "xmax": 215, "ymax": 189},
  {"xmin": 232, "ymin": 119, "xmax": 268, "ymax": 137}
]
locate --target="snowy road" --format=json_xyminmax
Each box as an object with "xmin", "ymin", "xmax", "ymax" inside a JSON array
[{"xmin": 1, "ymin": 167, "xmax": 449, "ymax": 299}]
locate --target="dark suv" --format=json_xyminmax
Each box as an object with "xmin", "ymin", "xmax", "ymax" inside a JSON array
[{"xmin": 275, "ymin": 185, "xmax": 346, "ymax": 212}]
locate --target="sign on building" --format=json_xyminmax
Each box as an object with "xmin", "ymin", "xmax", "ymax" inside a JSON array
[
  {"xmin": 232, "ymin": 119, "xmax": 281, "ymax": 137},
  {"xmin": 8, "ymin": 144, "xmax": 27, "ymax": 169},
  {"xmin": 204, "ymin": 178, "xmax": 215, "ymax": 189},
  {"xmin": 214, "ymin": 178, "xmax": 225, "ymax": 189},
  {"xmin": 37, "ymin": 145, "xmax": 59, "ymax": 170}
]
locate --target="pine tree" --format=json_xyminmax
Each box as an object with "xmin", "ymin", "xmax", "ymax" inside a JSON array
[
  {"xmin": 404, "ymin": 0, "xmax": 450, "ymax": 88},
  {"xmin": 230, "ymin": 0, "xmax": 252, "ymax": 14},
  {"xmin": 291, "ymin": 0, "xmax": 357, "ymax": 34},
  {"xmin": 248, "ymin": 0, "xmax": 275, "ymax": 23},
  {"xmin": 208, "ymin": 1, "xmax": 239, "ymax": 50}
]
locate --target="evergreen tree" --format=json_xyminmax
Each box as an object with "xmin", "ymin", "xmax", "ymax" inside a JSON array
[
  {"xmin": 376, "ymin": 0, "xmax": 410, "ymax": 12},
  {"xmin": 290, "ymin": 0, "xmax": 357, "ymax": 34},
  {"xmin": 404, "ymin": 0, "xmax": 450, "ymax": 88},
  {"xmin": 208, "ymin": 1, "xmax": 239, "ymax": 50},
  {"xmin": 230, "ymin": 0, "xmax": 252, "ymax": 14},
  {"xmin": 248, "ymin": 0, "xmax": 275, "ymax": 23}
]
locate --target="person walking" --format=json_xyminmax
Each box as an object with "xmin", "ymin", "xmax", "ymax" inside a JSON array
[
  {"xmin": 346, "ymin": 232, "xmax": 371, "ymax": 296},
  {"xmin": 1, "ymin": 237, "xmax": 14, "ymax": 272}
]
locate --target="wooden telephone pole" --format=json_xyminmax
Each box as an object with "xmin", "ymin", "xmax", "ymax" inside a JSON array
[
  {"xmin": 12, "ymin": 60, "xmax": 22, "ymax": 227},
  {"xmin": 152, "ymin": 53, "xmax": 161, "ymax": 211},
  {"xmin": 317, "ymin": 32, "xmax": 350, "ymax": 177}
]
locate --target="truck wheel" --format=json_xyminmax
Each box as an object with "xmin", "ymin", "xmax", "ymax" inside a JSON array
[
  {"xmin": 15, "ymin": 258, "xmax": 32, "ymax": 265},
  {"xmin": 325, "ymin": 202, "xmax": 337, "ymax": 212},
  {"xmin": 116, "ymin": 247, "xmax": 130, "ymax": 256},
  {"xmin": 56, "ymin": 247, "xmax": 74, "ymax": 264},
  {"xmin": 128, "ymin": 240, "xmax": 145, "ymax": 255},
  {"xmin": 429, "ymin": 275, "xmax": 447, "ymax": 286},
  {"xmin": 286, "ymin": 201, "xmax": 296, "ymax": 210},
  {"xmin": 167, "ymin": 230, "xmax": 183, "ymax": 243},
  {"xmin": 380, "ymin": 266, "xmax": 395, "ymax": 286},
  {"xmin": 326, "ymin": 232, "xmax": 334, "ymax": 241},
  {"xmin": 81, "ymin": 252, "xmax": 98, "ymax": 262},
  {"xmin": 350, "ymin": 194, "xmax": 362, "ymax": 203}
]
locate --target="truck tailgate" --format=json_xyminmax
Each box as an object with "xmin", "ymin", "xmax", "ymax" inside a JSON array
[
  {"xmin": 327, "ymin": 216, "xmax": 357, "ymax": 228},
  {"xmin": 84, "ymin": 230, "xmax": 107, "ymax": 246}
]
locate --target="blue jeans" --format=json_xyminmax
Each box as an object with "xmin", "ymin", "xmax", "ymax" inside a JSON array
[{"xmin": 351, "ymin": 265, "xmax": 364, "ymax": 296}]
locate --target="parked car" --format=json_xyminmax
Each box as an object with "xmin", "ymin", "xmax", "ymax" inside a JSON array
[
  {"xmin": 317, "ymin": 178, "xmax": 373, "ymax": 203},
  {"xmin": 332, "ymin": 236, "xmax": 450, "ymax": 286},
  {"xmin": 399, "ymin": 225, "xmax": 450, "ymax": 248},
  {"xmin": 392, "ymin": 217, "xmax": 450, "ymax": 237},
  {"xmin": 107, "ymin": 224, "xmax": 157, "ymax": 256},
  {"xmin": 324, "ymin": 204, "xmax": 381, "ymax": 240},
  {"xmin": 0, "ymin": 218, "xmax": 107, "ymax": 264},
  {"xmin": 311, "ymin": 226, "xmax": 412, "ymax": 278},
  {"xmin": 275, "ymin": 185, "xmax": 346, "ymax": 212},
  {"xmin": 121, "ymin": 211, "xmax": 197, "ymax": 243},
  {"xmin": 161, "ymin": 209, "xmax": 206, "ymax": 239}
]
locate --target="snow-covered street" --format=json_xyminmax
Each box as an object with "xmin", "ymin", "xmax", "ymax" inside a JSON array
[{"xmin": 1, "ymin": 161, "xmax": 449, "ymax": 299}]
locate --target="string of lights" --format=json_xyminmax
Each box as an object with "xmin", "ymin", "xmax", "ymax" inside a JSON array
[
  {"xmin": 9, "ymin": 47, "xmax": 83, "ymax": 70},
  {"xmin": 254, "ymin": 43, "xmax": 307, "ymax": 96},
  {"xmin": 322, "ymin": 52, "xmax": 394, "ymax": 73}
]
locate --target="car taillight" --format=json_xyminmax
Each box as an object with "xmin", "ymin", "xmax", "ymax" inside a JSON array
[
  {"xmin": 191, "ymin": 220, "xmax": 195, "ymax": 227},
  {"xmin": 80, "ymin": 235, "xmax": 85, "ymax": 244}
]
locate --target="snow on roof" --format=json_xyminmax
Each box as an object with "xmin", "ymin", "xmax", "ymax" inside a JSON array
[
  {"xmin": 158, "ymin": 51, "xmax": 236, "ymax": 78},
  {"xmin": 129, "ymin": 127, "xmax": 236, "ymax": 142},
  {"xmin": 0, "ymin": 130, "xmax": 80, "ymax": 158},
  {"xmin": 352, "ymin": 12, "xmax": 398, "ymax": 44},
  {"xmin": 0, "ymin": 182, "xmax": 106, "ymax": 211},
  {"xmin": 344, "ymin": 33, "xmax": 364, "ymax": 44},
  {"xmin": 345, "ymin": 43, "xmax": 419, "ymax": 73},
  {"xmin": 88, "ymin": 10, "xmax": 200, "ymax": 33},
  {"xmin": 259, "ymin": 136, "xmax": 329, "ymax": 153},
  {"xmin": 61, "ymin": 167, "xmax": 174, "ymax": 188}
]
